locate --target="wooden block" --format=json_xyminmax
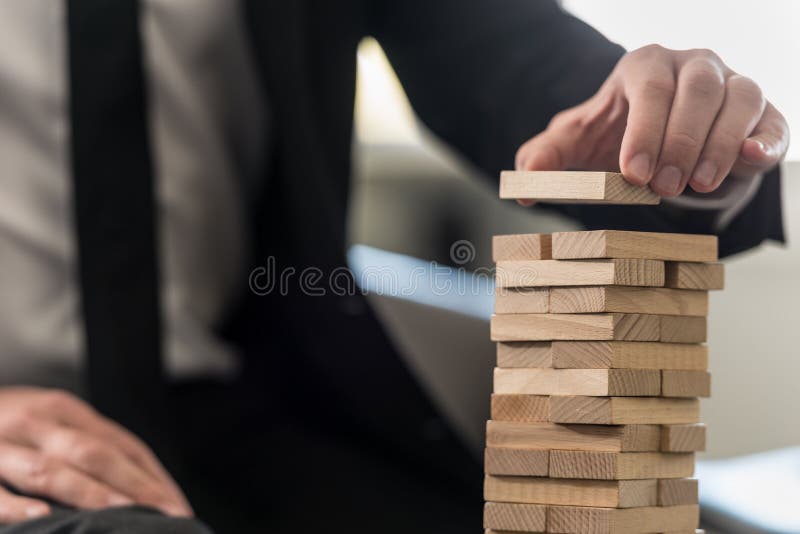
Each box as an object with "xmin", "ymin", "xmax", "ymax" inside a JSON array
[
  {"xmin": 493, "ymin": 233, "xmax": 552, "ymax": 261},
  {"xmin": 552, "ymin": 230, "xmax": 717, "ymax": 262},
  {"xmin": 496, "ymin": 259, "xmax": 665, "ymax": 288},
  {"xmin": 484, "ymin": 502, "xmax": 547, "ymax": 532},
  {"xmin": 660, "ymin": 424, "xmax": 706, "ymax": 452},
  {"xmin": 550, "ymin": 397, "xmax": 700, "ymax": 425},
  {"xmin": 491, "ymin": 314, "xmax": 660, "ymax": 342},
  {"xmin": 499, "ymin": 171, "xmax": 660, "ymax": 205},
  {"xmin": 485, "ymin": 447, "xmax": 549, "ymax": 476},
  {"xmin": 660, "ymin": 316, "xmax": 707, "ymax": 343},
  {"xmin": 661, "ymin": 371, "xmax": 711, "ymax": 398},
  {"xmin": 497, "ymin": 342, "xmax": 553, "ymax": 368},
  {"xmin": 494, "ymin": 368, "xmax": 661, "ymax": 396},
  {"xmin": 496, "ymin": 288, "xmax": 550, "ymax": 314},
  {"xmin": 658, "ymin": 478, "xmax": 699, "ymax": 506},
  {"xmin": 548, "ymin": 451, "xmax": 694, "ymax": 480},
  {"xmin": 484, "ymin": 476, "xmax": 657, "ymax": 508},
  {"xmin": 486, "ymin": 421, "xmax": 661, "ymax": 452},
  {"xmin": 549, "ymin": 287, "xmax": 708, "ymax": 316},
  {"xmin": 665, "ymin": 262, "xmax": 724, "ymax": 290},
  {"xmin": 547, "ymin": 505, "xmax": 699, "ymax": 534},
  {"xmin": 491, "ymin": 394, "xmax": 550, "ymax": 422},
  {"xmin": 552, "ymin": 342, "xmax": 708, "ymax": 370}
]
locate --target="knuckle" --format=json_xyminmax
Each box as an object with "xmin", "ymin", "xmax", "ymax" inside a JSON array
[
  {"xmin": 640, "ymin": 76, "xmax": 676, "ymax": 99},
  {"xmin": 667, "ymin": 131, "xmax": 702, "ymax": 153},
  {"xmin": 25, "ymin": 456, "xmax": 58, "ymax": 492},
  {"xmin": 636, "ymin": 43, "xmax": 667, "ymax": 58},
  {"xmin": 690, "ymin": 48, "xmax": 721, "ymax": 63},
  {"xmin": 684, "ymin": 67, "xmax": 724, "ymax": 98},
  {"xmin": 38, "ymin": 390, "xmax": 77, "ymax": 411},
  {"xmin": 73, "ymin": 442, "xmax": 107, "ymax": 469},
  {"xmin": 0, "ymin": 412, "xmax": 33, "ymax": 437},
  {"xmin": 726, "ymin": 75, "xmax": 765, "ymax": 108}
]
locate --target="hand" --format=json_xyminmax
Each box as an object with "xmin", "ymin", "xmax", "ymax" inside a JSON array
[
  {"xmin": 515, "ymin": 45, "xmax": 789, "ymax": 200},
  {"xmin": 0, "ymin": 387, "xmax": 192, "ymax": 524}
]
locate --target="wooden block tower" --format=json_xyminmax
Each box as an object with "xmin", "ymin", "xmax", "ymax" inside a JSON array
[{"xmin": 484, "ymin": 171, "xmax": 723, "ymax": 534}]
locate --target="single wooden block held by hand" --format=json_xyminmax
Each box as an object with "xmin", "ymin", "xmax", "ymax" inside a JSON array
[
  {"xmin": 547, "ymin": 504, "xmax": 700, "ymax": 534},
  {"xmin": 665, "ymin": 261, "xmax": 725, "ymax": 290},
  {"xmin": 495, "ymin": 288, "xmax": 550, "ymax": 314},
  {"xmin": 661, "ymin": 370, "xmax": 711, "ymax": 398},
  {"xmin": 496, "ymin": 259, "xmax": 665, "ymax": 288},
  {"xmin": 499, "ymin": 171, "xmax": 660, "ymax": 205},
  {"xmin": 485, "ymin": 447, "xmax": 549, "ymax": 476},
  {"xmin": 552, "ymin": 230, "xmax": 718, "ymax": 262},
  {"xmin": 493, "ymin": 233, "xmax": 552, "ymax": 261},
  {"xmin": 484, "ymin": 475, "xmax": 657, "ymax": 508},
  {"xmin": 491, "ymin": 394, "xmax": 551, "ymax": 422},
  {"xmin": 548, "ymin": 451, "xmax": 695, "ymax": 480},
  {"xmin": 550, "ymin": 397, "xmax": 700, "ymax": 425},
  {"xmin": 494, "ymin": 368, "xmax": 661, "ymax": 396},
  {"xmin": 660, "ymin": 424, "xmax": 707, "ymax": 452},
  {"xmin": 491, "ymin": 313, "xmax": 660, "ymax": 342},
  {"xmin": 551, "ymin": 341, "xmax": 708, "ymax": 370},
  {"xmin": 549, "ymin": 286, "xmax": 709, "ymax": 316},
  {"xmin": 486, "ymin": 421, "xmax": 661, "ymax": 452},
  {"xmin": 658, "ymin": 478, "xmax": 699, "ymax": 506},
  {"xmin": 483, "ymin": 502, "xmax": 546, "ymax": 532}
]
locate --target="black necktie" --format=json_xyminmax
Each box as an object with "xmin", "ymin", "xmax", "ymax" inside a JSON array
[{"xmin": 67, "ymin": 0, "xmax": 165, "ymax": 443}]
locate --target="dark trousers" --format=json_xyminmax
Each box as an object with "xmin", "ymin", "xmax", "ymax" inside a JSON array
[{"xmin": 0, "ymin": 377, "xmax": 483, "ymax": 533}]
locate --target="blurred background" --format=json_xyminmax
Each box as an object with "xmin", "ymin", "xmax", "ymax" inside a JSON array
[{"xmin": 349, "ymin": 0, "xmax": 800, "ymax": 462}]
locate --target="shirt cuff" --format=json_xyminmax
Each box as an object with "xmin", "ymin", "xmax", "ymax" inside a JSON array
[{"xmin": 663, "ymin": 173, "xmax": 764, "ymax": 233}]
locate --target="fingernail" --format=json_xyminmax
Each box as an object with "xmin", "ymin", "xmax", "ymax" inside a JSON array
[
  {"xmin": 108, "ymin": 494, "xmax": 134, "ymax": 507},
  {"xmin": 627, "ymin": 153, "xmax": 651, "ymax": 182},
  {"xmin": 692, "ymin": 160, "xmax": 718, "ymax": 187},
  {"xmin": 652, "ymin": 166, "xmax": 682, "ymax": 195},
  {"xmin": 25, "ymin": 504, "xmax": 49, "ymax": 518}
]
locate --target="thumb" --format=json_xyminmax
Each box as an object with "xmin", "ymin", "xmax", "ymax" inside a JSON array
[{"xmin": 733, "ymin": 102, "xmax": 789, "ymax": 178}]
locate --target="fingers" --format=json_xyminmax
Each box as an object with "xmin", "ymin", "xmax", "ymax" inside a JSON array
[
  {"xmin": 0, "ymin": 441, "xmax": 133, "ymax": 511},
  {"xmin": 731, "ymin": 102, "xmax": 790, "ymax": 179},
  {"xmin": 0, "ymin": 485, "xmax": 50, "ymax": 524},
  {"xmin": 687, "ymin": 75, "xmax": 766, "ymax": 192},
  {"xmin": 650, "ymin": 55, "xmax": 727, "ymax": 196}
]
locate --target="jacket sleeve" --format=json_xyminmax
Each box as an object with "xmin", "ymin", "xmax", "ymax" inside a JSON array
[{"xmin": 368, "ymin": 0, "xmax": 785, "ymax": 257}]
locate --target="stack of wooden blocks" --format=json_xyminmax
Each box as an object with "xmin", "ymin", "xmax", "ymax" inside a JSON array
[{"xmin": 484, "ymin": 171, "xmax": 724, "ymax": 534}]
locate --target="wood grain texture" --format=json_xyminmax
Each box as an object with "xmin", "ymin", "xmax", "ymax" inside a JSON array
[
  {"xmin": 484, "ymin": 476, "xmax": 657, "ymax": 508},
  {"xmin": 552, "ymin": 342, "xmax": 708, "ymax": 370},
  {"xmin": 490, "ymin": 313, "xmax": 660, "ymax": 342},
  {"xmin": 499, "ymin": 171, "xmax": 660, "ymax": 205},
  {"xmin": 549, "ymin": 397, "xmax": 700, "ymax": 425},
  {"xmin": 494, "ymin": 368, "xmax": 661, "ymax": 396},
  {"xmin": 661, "ymin": 424, "xmax": 706, "ymax": 452},
  {"xmin": 548, "ymin": 451, "xmax": 694, "ymax": 480},
  {"xmin": 660, "ymin": 316, "xmax": 707, "ymax": 343},
  {"xmin": 495, "ymin": 288, "xmax": 550, "ymax": 314},
  {"xmin": 665, "ymin": 262, "xmax": 724, "ymax": 290},
  {"xmin": 658, "ymin": 478, "xmax": 699, "ymax": 506},
  {"xmin": 549, "ymin": 287, "xmax": 708, "ymax": 316},
  {"xmin": 496, "ymin": 259, "xmax": 665, "ymax": 288},
  {"xmin": 552, "ymin": 230, "xmax": 718, "ymax": 262},
  {"xmin": 493, "ymin": 233, "xmax": 552, "ymax": 261},
  {"xmin": 486, "ymin": 421, "xmax": 661, "ymax": 452},
  {"xmin": 491, "ymin": 394, "xmax": 550, "ymax": 422},
  {"xmin": 547, "ymin": 504, "xmax": 700, "ymax": 534},
  {"xmin": 484, "ymin": 502, "xmax": 546, "ymax": 532},
  {"xmin": 497, "ymin": 342, "xmax": 553, "ymax": 368},
  {"xmin": 485, "ymin": 447, "xmax": 549, "ymax": 476},
  {"xmin": 661, "ymin": 370, "xmax": 711, "ymax": 398}
]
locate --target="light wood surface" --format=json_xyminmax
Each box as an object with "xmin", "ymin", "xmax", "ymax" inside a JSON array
[
  {"xmin": 551, "ymin": 341, "xmax": 708, "ymax": 370},
  {"xmin": 495, "ymin": 288, "xmax": 550, "ymax": 314},
  {"xmin": 486, "ymin": 421, "xmax": 661, "ymax": 452},
  {"xmin": 657, "ymin": 478, "xmax": 699, "ymax": 506},
  {"xmin": 548, "ymin": 451, "xmax": 694, "ymax": 480},
  {"xmin": 496, "ymin": 259, "xmax": 665, "ymax": 288},
  {"xmin": 549, "ymin": 286, "xmax": 708, "ymax": 316},
  {"xmin": 494, "ymin": 368, "xmax": 661, "ymax": 396},
  {"xmin": 660, "ymin": 424, "xmax": 706, "ymax": 452},
  {"xmin": 665, "ymin": 261, "xmax": 724, "ymax": 290},
  {"xmin": 491, "ymin": 313, "xmax": 660, "ymax": 342},
  {"xmin": 483, "ymin": 502, "xmax": 546, "ymax": 532},
  {"xmin": 547, "ymin": 504, "xmax": 699, "ymax": 534},
  {"xmin": 485, "ymin": 447, "xmax": 549, "ymax": 476},
  {"xmin": 660, "ymin": 316, "xmax": 707, "ymax": 343},
  {"xmin": 484, "ymin": 476, "xmax": 657, "ymax": 508},
  {"xmin": 661, "ymin": 370, "xmax": 711, "ymax": 398},
  {"xmin": 493, "ymin": 233, "xmax": 552, "ymax": 261},
  {"xmin": 552, "ymin": 230, "xmax": 718, "ymax": 262},
  {"xmin": 491, "ymin": 394, "xmax": 550, "ymax": 422},
  {"xmin": 499, "ymin": 171, "xmax": 660, "ymax": 205},
  {"xmin": 549, "ymin": 397, "xmax": 701, "ymax": 425},
  {"xmin": 497, "ymin": 342, "xmax": 553, "ymax": 368}
]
